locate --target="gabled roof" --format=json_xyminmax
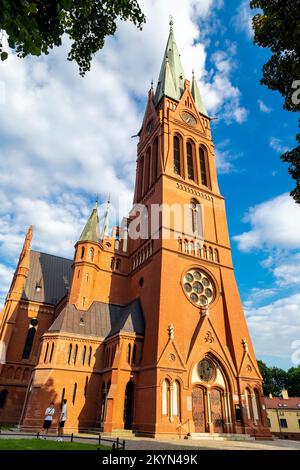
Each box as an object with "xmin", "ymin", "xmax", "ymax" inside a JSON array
[
  {"xmin": 79, "ymin": 204, "xmax": 100, "ymax": 243},
  {"xmin": 22, "ymin": 251, "xmax": 72, "ymax": 305},
  {"xmin": 48, "ymin": 299, "xmax": 145, "ymax": 338},
  {"xmin": 265, "ymin": 397, "xmax": 300, "ymax": 410}
]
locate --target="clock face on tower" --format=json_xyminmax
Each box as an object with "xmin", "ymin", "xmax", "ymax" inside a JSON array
[
  {"xmin": 182, "ymin": 268, "xmax": 215, "ymax": 307},
  {"xmin": 180, "ymin": 111, "xmax": 197, "ymax": 127}
]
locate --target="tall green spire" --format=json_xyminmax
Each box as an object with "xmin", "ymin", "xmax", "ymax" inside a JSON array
[
  {"xmin": 79, "ymin": 202, "xmax": 100, "ymax": 243},
  {"xmin": 154, "ymin": 20, "xmax": 185, "ymax": 105},
  {"xmin": 191, "ymin": 71, "xmax": 208, "ymax": 117},
  {"xmin": 154, "ymin": 20, "xmax": 208, "ymax": 117}
]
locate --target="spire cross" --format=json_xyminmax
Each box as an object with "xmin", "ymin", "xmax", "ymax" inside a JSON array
[{"xmin": 169, "ymin": 15, "xmax": 173, "ymax": 32}]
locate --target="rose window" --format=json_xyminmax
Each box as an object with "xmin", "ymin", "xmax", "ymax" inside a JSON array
[{"xmin": 182, "ymin": 269, "xmax": 215, "ymax": 307}]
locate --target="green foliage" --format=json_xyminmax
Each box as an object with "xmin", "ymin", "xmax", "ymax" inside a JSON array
[
  {"xmin": 258, "ymin": 360, "xmax": 300, "ymax": 396},
  {"xmin": 0, "ymin": 0, "xmax": 145, "ymax": 75},
  {"xmin": 286, "ymin": 366, "xmax": 300, "ymax": 396},
  {"xmin": 250, "ymin": 0, "xmax": 300, "ymax": 204}
]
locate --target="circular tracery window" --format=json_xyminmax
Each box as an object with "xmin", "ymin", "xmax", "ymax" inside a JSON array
[
  {"xmin": 182, "ymin": 269, "xmax": 215, "ymax": 307},
  {"xmin": 198, "ymin": 358, "xmax": 216, "ymax": 383}
]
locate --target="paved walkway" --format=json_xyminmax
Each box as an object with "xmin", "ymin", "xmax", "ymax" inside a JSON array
[{"xmin": 1, "ymin": 431, "xmax": 300, "ymax": 450}]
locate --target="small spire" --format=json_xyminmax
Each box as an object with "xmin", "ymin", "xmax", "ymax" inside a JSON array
[
  {"xmin": 169, "ymin": 15, "xmax": 173, "ymax": 32},
  {"xmin": 79, "ymin": 205, "xmax": 100, "ymax": 243},
  {"xmin": 19, "ymin": 225, "xmax": 33, "ymax": 263},
  {"xmin": 151, "ymin": 79, "xmax": 154, "ymax": 90},
  {"xmin": 101, "ymin": 196, "xmax": 110, "ymax": 240}
]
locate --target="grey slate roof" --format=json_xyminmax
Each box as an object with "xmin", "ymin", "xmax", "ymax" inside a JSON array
[
  {"xmin": 22, "ymin": 251, "xmax": 73, "ymax": 305},
  {"xmin": 48, "ymin": 299, "xmax": 145, "ymax": 338}
]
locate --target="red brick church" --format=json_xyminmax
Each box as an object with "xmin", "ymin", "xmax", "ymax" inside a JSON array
[{"xmin": 0, "ymin": 24, "xmax": 270, "ymax": 439}]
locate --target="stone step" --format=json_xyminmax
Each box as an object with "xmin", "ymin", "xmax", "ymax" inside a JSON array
[
  {"xmin": 87, "ymin": 428, "xmax": 135, "ymax": 438},
  {"xmin": 188, "ymin": 433, "xmax": 255, "ymax": 441}
]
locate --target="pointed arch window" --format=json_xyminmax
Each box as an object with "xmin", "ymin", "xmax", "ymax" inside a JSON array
[
  {"xmin": 173, "ymin": 136, "xmax": 181, "ymax": 175},
  {"xmin": 253, "ymin": 389, "xmax": 261, "ymax": 422},
  {"xmin": 88, "ymin": 247, "xmax": 94, "ymax": 262},
  {"xmin": 67, "ymin": 344, "xmax": 72, "ymax": 364},
  {"xmin": 162, "ymin": 380, "xmax": 170, "ymax": 416},
  {"xmin": 145, "ymin": 147, "xmax": 151, "ymax": 191},
  {"xmin": 22, "ymin": 327, "xmax": 36, "ymax": 359},
  {"xmin": 132, "ymin": 344, "xmax": 136, "ymax": 365},
  {"xmin": 44, "ymin": 343, "xmax": 49, "ymax": 363},
  {"xmin": 72, "ymin": 382, "xmax": 77, "ymax": 405},
  {"xmin": 88, "ymin": 346, "xmax": 92, "ymax": 366},
  {"xmin": 152, "ymin": 137, "xmax": 158, "ymax": 183},
  {"xmin": 81, "ymin": 246, "xmax": 85, "ymax": 259},
  {"xmin": 138, "ymin": 156, "xmax": 144, "ymax": 198},
  {"xmin": 199, "ymin": 146, "xmax": 209, "ymax": 187},
  {"xmin": 245, "ymin": 388, "xmax": 254, "ymax": 420},
  {"xmin": 187, "ymin": 142, "xmax": 195, "ymax": 180},
  {"xmin": 190, "ymin": 199, "xmax": 201, "ymax": 236},
  {"xmin": 73, "ymin": 344, "xmax": 78, "ymax": 365},
  {"xmin": 84, "ymin": 376, "xmax": 88, "ymax": 397},
  {"xmin": 173, "ymin": 381, "xmax": 180, "ymax": 417},
  {"xmin": 49, "ymin": 343, "xmax": 54, "ymax": 363},
  {"xmin": 127, "ymin": 344, "xmax": 131, "ymax": 364},
  {"xmin": 82, "ymin": 346, "xmax": 87, "ymax": 366}
]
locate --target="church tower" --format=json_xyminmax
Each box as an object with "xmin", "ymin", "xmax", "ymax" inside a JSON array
[
  {"xmin": 0, "ymin": 21, "xmax": 271, "ymax": 439},
  {"xmin": 128, "ymin": 21, "xmax": 270, "ymax": 438}
]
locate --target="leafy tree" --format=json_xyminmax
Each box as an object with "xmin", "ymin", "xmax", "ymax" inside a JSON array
[
  {"xmin": 287, "ymin": 366, "xmax": 300, "ymax": 396},
  {"xmin": 269, "ymin": 367, "xmax": 288, "ymax": 396},
  {"xmin": 0, "ymin": 1, "xmax": 145, "ymax": 76},
  {"xmin": 250, "ymin": 0, "xmax": 300, "ymax": 204},
  {"xmin": 258, "ymin": 361, "xmax": 300, "ymax": 396},
  {"xmin": 257, "ymin": 360, "xmax": 273, "ymax": 396}
]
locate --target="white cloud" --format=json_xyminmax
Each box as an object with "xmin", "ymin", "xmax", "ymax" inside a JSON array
[
  {"xmin": 233, "ymin": 193, "xmax": 300, "ymax": 252},
  {"xmin": 270, "ymin": 137, "xmax": 290, "ymax": 154},
  {"xmin": 243, "ymin": 287, "xmax": 278, "ymax": 309},
  {"xmin": 260, "ymin": 252, "xmax": 300, "ymax": 287},
  {"xmin": 233, "ymin": 0, "xmax": 254, "ymax": 39},
  {"xmin": 0, "ymin": 263, "xmax": 14, "ymax": 306},
  {"xmin": 0, "ymin": 0, "xmax": 249, "ymax": 283},
  {"xmin": 199, "ymin": 47, "xmax": 248, "ymax": 122},
  {"xmin": 215, "ymin": 139, "xmax": 242, "ymax": 174},
  {"xmin": 258, "ymin": 99, "xmax": 272, "ymax": 113},
  {"xmin": 246, "ymin": 294, "xmax": 300, "ymax": 362}
]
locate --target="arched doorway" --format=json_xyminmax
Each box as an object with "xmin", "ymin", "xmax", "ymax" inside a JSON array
[
  {"xmin": 210, "ymin": 388, "xmax": 224, "ymax": 433},
  {"xmin": 123, "ymin": 380, "xmax": 134, "ymax": 430},
  {"xmin": 191, "ymin": 356, "xmax": 232, "ymax": 434},
  {"xmin": 192, "ymin": 387, "xmax": 206, "ymax": 432}
]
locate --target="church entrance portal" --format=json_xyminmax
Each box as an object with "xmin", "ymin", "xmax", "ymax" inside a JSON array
[
  {"xmin": 192, "ymin": 387, "xmax": 206, "ymax": 433},
  {"xmin": 210, "ymin": 388, "xmax": 224, "ymax": 433}
]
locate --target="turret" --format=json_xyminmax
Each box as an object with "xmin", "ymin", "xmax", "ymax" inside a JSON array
[
  {"xmin": 7, "ymin": 225, "xmax": 32, "ymax": 302},
  {"xmin": 68, "ymin": 203, "xmax": 101, "ymax": 310}
]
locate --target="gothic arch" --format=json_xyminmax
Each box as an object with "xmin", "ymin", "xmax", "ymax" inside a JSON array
[{"xmin": 189, "ymin": 351, "xmax": 235, "ymax": 395}]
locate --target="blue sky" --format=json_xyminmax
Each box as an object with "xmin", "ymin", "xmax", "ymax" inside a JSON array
[{"xmin": 0, "ymin": 0, "xmax": 299, "ymax": 370}]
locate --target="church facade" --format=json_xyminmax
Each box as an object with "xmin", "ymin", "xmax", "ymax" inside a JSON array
[{"xmin": 0, "ymin": 26, "xmax": 271, "ymax": 439}]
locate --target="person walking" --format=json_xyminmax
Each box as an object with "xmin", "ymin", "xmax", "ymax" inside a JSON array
[
  {"xmin": 57, "ymin": 399, "xmax": 67, "ymax": 441},
  {"xmin": 42, "ymin": 401, "xmax": 55, "ymax": 437}
]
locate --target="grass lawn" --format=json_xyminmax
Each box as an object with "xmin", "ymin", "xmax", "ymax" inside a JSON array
[{"xmin": 0, "ymin": 438, "xmax": 110, "ymax": 450}]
